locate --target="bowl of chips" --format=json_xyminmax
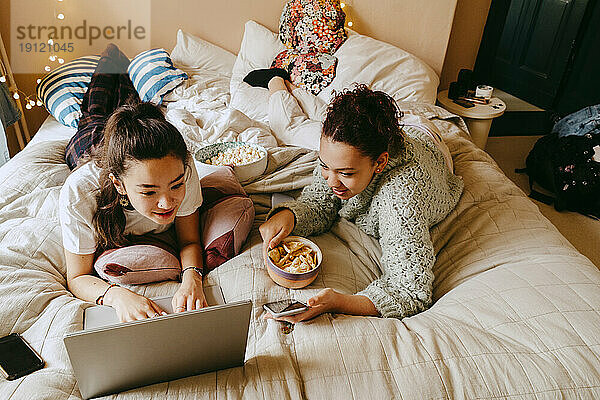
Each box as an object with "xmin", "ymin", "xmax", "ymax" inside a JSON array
[
  {"xmin": 195, "ymin": 142, "xmax": 267, "ymax": 183},
  {"xmin": 266, "ymin": 236, "xmax": 322, "ymax": 289}
]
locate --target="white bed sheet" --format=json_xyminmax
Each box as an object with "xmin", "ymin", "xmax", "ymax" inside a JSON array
[{"xmin": 29, "ymin": 116, "xmax": 77, "ymax": 146}]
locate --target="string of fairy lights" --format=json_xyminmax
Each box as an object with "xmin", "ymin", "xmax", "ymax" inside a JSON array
[
  {"xmin": 0, "ymin": 0, "xmax": 67, "ymax": 110},
  {"xmin": 1, "ymin": 0, "xmax": 354, "ymax": 112},
  {"xmin": 340, "ymin": 2, "xmax": 354, "ymax": 27}
]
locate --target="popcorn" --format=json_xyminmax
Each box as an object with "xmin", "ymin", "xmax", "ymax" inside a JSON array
[{"xmin": 204, "ymin": 145, "xmax": 264, "ymax": 166}]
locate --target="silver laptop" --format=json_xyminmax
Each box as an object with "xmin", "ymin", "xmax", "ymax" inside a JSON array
[{"xmin": 64, "ymin": 286, "xmax": 252, "ymax": 399}]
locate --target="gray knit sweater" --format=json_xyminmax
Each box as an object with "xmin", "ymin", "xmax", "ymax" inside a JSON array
[{"xmin": 270, "ymin": 126, "xmax": 464, "ymax": 318}]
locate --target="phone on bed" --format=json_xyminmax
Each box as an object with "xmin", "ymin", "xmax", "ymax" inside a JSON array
[
  {"xmin": 263, "ymin": 300, "xmax": 309, "ymax": 318},
  {"xmin": 0, "ymin": 333, "xmax": 45, "ymax": 381}
]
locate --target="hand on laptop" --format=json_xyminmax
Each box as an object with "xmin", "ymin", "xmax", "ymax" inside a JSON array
[
  {"xmin": 172, "ymin": 269, "xmax": 208, "ymax": 312},
  {"xmin": 104, "ymin": 287, "xmax": 168, "ymax": 322}
]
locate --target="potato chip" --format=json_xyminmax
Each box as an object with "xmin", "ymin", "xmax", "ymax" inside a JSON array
[
  {"xmin": 269, "ymin": 240, "xmax": 318, "ymax": 274},
  {"xmin": 287, "ymin": 241, "xmax": 304, "ymax": 253},
  {"xmin": 268, "ymin": 248, "xmax": 281, "ymax": 263}
]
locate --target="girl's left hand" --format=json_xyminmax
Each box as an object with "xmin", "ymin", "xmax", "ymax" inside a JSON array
[
  {"xmin": 264, "ymin": 288, "xmax": 341, "ymax": 324},
  {"xmin": 172, "ymin": 270, "xmax": 208, "ymax": 313}
]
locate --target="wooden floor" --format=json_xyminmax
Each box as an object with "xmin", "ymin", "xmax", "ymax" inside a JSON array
[{"xmin": 486, "ymin": 135, "xmax": 599, "ymax": 268}]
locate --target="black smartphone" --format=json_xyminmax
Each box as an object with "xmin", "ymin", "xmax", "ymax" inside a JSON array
[
  {"xmin": 0, "ymin": 333, "xmax": 45, "ymax": 381},
  {"xmin": 453, "ymin": 98, "xmax": 475, "ymax": 108},
  {"xmin": 263, "ymin": 300, "xmax": 309, "ymax": 318}
]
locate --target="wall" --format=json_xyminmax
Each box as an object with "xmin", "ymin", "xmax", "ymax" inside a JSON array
[
  {"xmin": 150, "ymin": 0, "xmax": 488, "ymax": 90},
  {"xmin": 1, "ymin": 0, "xmax": 489, "ymax": 156},
  {"xmin": 440, "ymin": 0, "xmax": 492, "ymax": 90},
  {"xmin": 1, "ymin": 0, "xmax": 48, "ymax": 156},
  {"xmin": 149, "ymin": 0, "xmax": 458, "ymax": 75}
]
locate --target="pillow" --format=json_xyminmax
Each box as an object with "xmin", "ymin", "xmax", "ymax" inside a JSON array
[
  {"xmin": 229, "ymin": 23, "xmax": 439, "ymax": 123},
  {"xmin": 317, "ymin": 29, "xmax": 439, "ymax": 104},
  {"xmin": 94, "ymin": 163, "xmax": 254, "ymax": 282},
  {"xmin": 94, "ymin": 245, "xmax": 181, "ymax": 285},
  {"xmin": 230, "ymin": 21, "xmax": 286, "ymax": 95},
  {"xmin": 197, "ymin": 163, "xmax": 255, "ymax": 273},
  {"xmin": 229, "ymin": 21, "xmax": 286, "ymax": 123},
  {"xmin": 171, "ymin": 29, "xmax": 237, "ymax": 76},
  {"xmin": 127, "ymin": 48, "xmax": 188, "ymax": 104},
  {"xmin": 36, "ymin": 55, "xmax": 100, "ymax": 128}
]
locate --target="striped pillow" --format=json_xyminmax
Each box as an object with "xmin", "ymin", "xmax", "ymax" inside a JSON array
[
  {"xmin": 127, "ymin": 49, "xmax": 188, "ymax": 104},
  {"xmin": 36, "ymin": 55, "xmax": 100, "ymax": 128}
]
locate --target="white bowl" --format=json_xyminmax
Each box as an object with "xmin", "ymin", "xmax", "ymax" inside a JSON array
[{"xmin": 194, "ymin": 142, "xmax": 268, "ymax": 183}]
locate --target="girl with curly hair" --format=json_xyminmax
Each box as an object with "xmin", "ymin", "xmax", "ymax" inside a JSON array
[{"xmin": 259, "ymin": 84, "xmax": 463, "ymax": 321}]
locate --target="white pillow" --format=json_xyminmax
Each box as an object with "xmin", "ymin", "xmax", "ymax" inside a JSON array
[
  {"xmin": 230, "ymin": 21, "xmax": 285, "ymax": 94},
  {"xmin": 229, "ymin": 22, "xmax": 439, "ymax": 123},
  {"xmin": 171, "ymin": 29, "xmax": 237, "ymax": 76},
  {"xmin": 229, "ymin": 21, "xmax": 286, "ymax": 123},
  {"xmin": 317, "ymin": 29, "xmax": 439, "ymax": 104}
]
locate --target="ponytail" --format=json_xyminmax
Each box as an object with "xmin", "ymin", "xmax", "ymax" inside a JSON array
[{"xmin": 93, "ymin": 170, "xmax": 129, "ymax": 253}]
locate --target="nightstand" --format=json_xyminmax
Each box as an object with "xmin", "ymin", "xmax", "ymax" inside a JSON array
[{"xmin": 437, "ymin": 89, "xmax": 506, "ymax": 150}]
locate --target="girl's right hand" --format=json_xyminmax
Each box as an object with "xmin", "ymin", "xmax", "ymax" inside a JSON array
[
  {"xmin": 104, "ymin": 286, "xmax": 167, "ymax": 322},
  {"xmin": 259, "ymin": 208, "xmax": 296, "ymax": 265}
]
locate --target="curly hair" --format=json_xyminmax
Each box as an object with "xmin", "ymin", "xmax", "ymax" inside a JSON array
[{"xmin": 322, "ymin": 84, "xmax": 404, "ymax": 160}]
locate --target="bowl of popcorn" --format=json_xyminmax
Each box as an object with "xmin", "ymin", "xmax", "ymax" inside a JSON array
[
  {"xmin": 266, "ymin": 236, "xmax": 322, "ymax": 289},
  {"xmin": 195, "ymin": 142, "xmax": 268, "ymax": 183}
]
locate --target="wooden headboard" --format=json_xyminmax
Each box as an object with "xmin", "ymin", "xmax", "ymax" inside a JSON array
[{"xmin": 150, "ymin": 0, "xmax": 458, "ymax": 76}]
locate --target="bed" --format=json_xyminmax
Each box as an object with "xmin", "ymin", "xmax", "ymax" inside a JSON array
[{"xmin": 2, "ymin": 13, "xmax": 600, "ymax": 400}]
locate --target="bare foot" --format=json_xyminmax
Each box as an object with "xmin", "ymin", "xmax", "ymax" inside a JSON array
[{"xmin": 268, "ymin": 76, "xmax": 288, "ymax": 95}]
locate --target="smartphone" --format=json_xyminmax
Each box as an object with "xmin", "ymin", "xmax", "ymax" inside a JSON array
[
  {"xmin": 453, "ymin": 98, "xmax": 475, "ymax": 108},
  {"xmin": 263, "ymin": 300, "xmax": 309, "ymax": 318},
  {"xmin": 0, "ymin": 333, "xmax": 45, "ymax": 381}
]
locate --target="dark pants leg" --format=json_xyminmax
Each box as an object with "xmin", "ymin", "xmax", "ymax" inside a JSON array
[{"xmin": 65, "ymin": 44, "xmax": 139, "ymax": 169}]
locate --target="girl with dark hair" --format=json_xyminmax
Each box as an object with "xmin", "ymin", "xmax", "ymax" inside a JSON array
[
  {"xmin": 59, "ymin": 44, "xmax": 206, "ymax": 322},
  {"xmin": 260, "ymin": 84, "xmax": 463, "ymax": 321}
]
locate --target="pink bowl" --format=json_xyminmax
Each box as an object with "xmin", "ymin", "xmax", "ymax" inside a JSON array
[{"xmin": 266, "ymin": 236, "xmax": 322, "ymax": 289}]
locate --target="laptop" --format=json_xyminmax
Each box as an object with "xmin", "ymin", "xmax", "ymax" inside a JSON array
[{"xmin": 64, "ymin": 286, "xmax": 252, "ymax": 399}]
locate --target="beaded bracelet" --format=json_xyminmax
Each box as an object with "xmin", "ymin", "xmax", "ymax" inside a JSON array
[
  {"xmin": 180, "ymin": 266, "xmax": 203, "ymax": 281},
  {"xmin": 96, "ymin": 284, "xmax": 119, "ymax": 305}
]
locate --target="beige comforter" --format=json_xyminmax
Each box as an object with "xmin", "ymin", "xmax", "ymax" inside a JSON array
[{"xmin": 1, "ymin": 105, "xmax": 599, "ymax": 399}]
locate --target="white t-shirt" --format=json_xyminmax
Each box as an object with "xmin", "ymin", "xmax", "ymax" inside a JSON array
[{"xmin": 59, "ymin": 160, "xmax": 203, "ymax": 255}]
